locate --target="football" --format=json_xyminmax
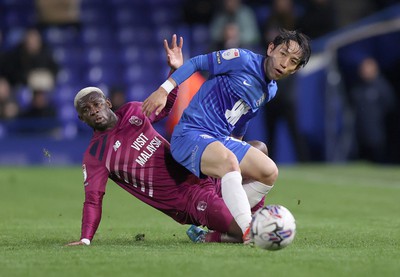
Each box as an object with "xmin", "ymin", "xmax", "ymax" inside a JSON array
[{"xmin": 250, "ymin": 205, "xmax": 296, "ymax": 250}]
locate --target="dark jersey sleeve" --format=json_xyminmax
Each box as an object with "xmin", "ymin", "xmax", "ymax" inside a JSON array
[
  {"xmin": 80, "ymin": 156, "xmax": 109, "ymax": 241},
  {"xmin": 80, "ymin": 190, "xmax": 104, "ymax": 240}
]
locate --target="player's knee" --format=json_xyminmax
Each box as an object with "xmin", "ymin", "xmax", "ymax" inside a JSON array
[
  {"xmin": 202, "ymin": 151, "xmax": 240, "ymax": 177},
  {"xmin": 212, "ymin": 151, "xmax": 240, "ymax": 176},
  {"xmin": 261, "ymin": 161, "xmax": 279, "ymax": 184},
  {"xmin": 222, "ymin": 152, "xmax": 240, "ymax": 173}
]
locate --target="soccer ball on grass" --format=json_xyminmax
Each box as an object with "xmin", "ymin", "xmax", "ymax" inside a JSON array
[{"xmin": 250, "ymin": 205, "xmax": 296, "ymax": 250}]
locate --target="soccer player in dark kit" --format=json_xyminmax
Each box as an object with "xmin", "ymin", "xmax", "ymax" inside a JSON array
[{"xmin": 66, "ymin": 35, "xmax": 267, "ymax": 246}]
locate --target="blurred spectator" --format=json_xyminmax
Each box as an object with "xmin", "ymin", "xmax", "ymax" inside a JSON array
[
  {"xmin": 0, "ymin": 77, "xmax": 19, "ymax": 120},
  {"xmin": 35, "ymin": 0, "xmax": 81, "ymax": 28},
  {"xmin": 211, "ymin": 20, "xmax": 242, "ymax": 51},
  {"xmin": 262, "ymin": 0, "xmax": 310, "ymax": 162},
  {"xmin": 350, "ymin": 57, "xmax": 396, "ymax": 163},
  {"xmin": 0, "ymin": 30, "xmax": 8, "ymax": 78},
  {"xmin": 264, "ymin": 75, "xmax": 311, "ymax": 162},
  {"xmin": 297, "ymin": 0, "xmax": 337, "ymax": 39},
  {"xmin": 17, "ymin": 87, "xmax": 59, "ymax": 136},
  {"xmin": 333, "ymin": 0, "xmax": 377, "ymax": 28},
  {"xmin": 109, "ymin": 86, "xmax": 127, "ymax": 112},
  {"xmin": 333, "ymin": 0, "xmax": 397, "ymax": 29},
  {"xmin": 2, "ymin": 28, "xmax": 59, "ymax": 89},
  {"xmin": 263, "ymin": 0, "xmax": 297, "ymax": 43},
  {"xmin": 182, "ymin": 0, "xmax": 216, "ymax": 25},
  {"xmin": 209, "ymin": 0, "xmax": 261, "ymax": 51},
  {"xmin": 20, "ymin": 89, "xmax": 56, "ymax": 119}
]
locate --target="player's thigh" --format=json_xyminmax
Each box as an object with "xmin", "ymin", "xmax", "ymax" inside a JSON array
[
  {"xmin": 201, "ymin": 141, "xmax": 240, "ymax": 177},
  {"xmin": 171, "ymin": 131, "xmax": 217, "ymax": 177},
  {"xmin": 239, "ymin": 146, "xmax": 278, "ymax": 181}
]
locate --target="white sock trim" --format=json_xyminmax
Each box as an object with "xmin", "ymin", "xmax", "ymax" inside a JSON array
[
  {"xmin": 243, "ymin": 181, "xmax": 273, "ymax": 208},
  {"xmin": 221, "ymin": 171, "xmax": 252, "ymax": 234}
]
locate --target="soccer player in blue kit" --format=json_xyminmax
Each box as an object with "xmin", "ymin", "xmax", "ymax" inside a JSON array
[{"xmin": 142, "ymin": 29, "xmax": 311, "ymax": 243}]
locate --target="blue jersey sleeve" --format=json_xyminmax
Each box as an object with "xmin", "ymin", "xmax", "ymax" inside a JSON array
[
  {"xmin": 170, "ymin": 54, "xmax": 209, "ymax": 85},
  {"xmin": 231, "ymin": 121, "xmax": 249, "ymax": 138},
  {"xmin": 210, "ymin": 49, "xmax": 248, "ymax": 76}
]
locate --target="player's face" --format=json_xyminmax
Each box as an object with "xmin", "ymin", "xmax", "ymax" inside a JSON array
[
  {"xmin": 265, "ymin": 40, "xmax": 303, "ymax": 80},
  {"xmin": 77, "ymin": 92, "xmax": 115, "ymax": 131}
]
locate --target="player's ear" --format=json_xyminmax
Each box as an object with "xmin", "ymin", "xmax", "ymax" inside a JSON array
[
  {"xmin": 266, "ymin": 43, "xmax": 275, "ymax": 56},
  {"xmin": 106, "ymin": 99, "xmax": 112, "ymax": 109}
]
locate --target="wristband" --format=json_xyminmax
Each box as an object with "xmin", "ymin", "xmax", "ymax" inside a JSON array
[
  {"xmin": 81, "ymin": 238, "xmax": 91, "ymax": 245},
  {"xmin": 160, "ymin": 80, "xmax": 174, "ymax": 94}
]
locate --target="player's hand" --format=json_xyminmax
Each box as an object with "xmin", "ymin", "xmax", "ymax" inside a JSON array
[
  {"xmin": 164, "ymin": 34, "xmax": 183, "ymax": 70},
  {"xmin": 65, "ymin": 240, "xmax": 86, "ymax": 246},
  {"xmin": 142, "ymin": 88, "xmax": 168, "ymax": 117}
]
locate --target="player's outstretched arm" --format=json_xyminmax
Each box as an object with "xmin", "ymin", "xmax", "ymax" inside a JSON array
[
  {"xmin": 142, "ymin": 79, "xmax": 177, "ymax": 117},
  {"xmin": 142, "ymin": 34, "xmax": 182, "ymax": 117},
  {"xmin": 165, "ymin": 34, "xmax": 183, "ymax": 71}
]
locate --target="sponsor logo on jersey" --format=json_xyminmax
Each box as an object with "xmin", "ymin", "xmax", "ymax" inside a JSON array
[
  {"xmin": 113, "ymin": 140, "xmax": 121, "ymax": 151},
  {"xmin": 200, "ymin": 134, "xmax": 213, "ymax": 139},
  {"xmin": 225, "ymin": 99, "xmax": 250, "ymax": 125},
  {"xmin": 243, "ymin": 80, "xmax": 252, "ymax": 87},
  {"xmin": 131, "ymin": 133, "xmax": 148, "ymax": 150},
  {"xmin": 135, "ymin": 136, "xmax": 163, "ymax": 166},
  {"xmin": 82, "ymin": 164, "xmax": 88, "ymax": 186},
  {"xmin": 129, "ymin": 115, "xmax": 143, "ymax": 126},
  {"xmin": 222, "ymin": 48, "xmax": 240, "ymax": 60},
  {"xmin": 255, "ymin": 93, "xmax": 267, "ymax": 107}
]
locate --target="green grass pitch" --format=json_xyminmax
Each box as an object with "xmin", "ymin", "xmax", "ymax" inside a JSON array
[{"xmin": 1, "ymin": 164, "xmax": 399, "ymax": 277}]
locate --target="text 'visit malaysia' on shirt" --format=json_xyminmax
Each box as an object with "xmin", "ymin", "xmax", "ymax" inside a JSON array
[
  {"xmin": 79, "ymin": 96, "xmax": 203, "ymax": 240},
  {"xmin": 170, "ymin": 48, "xmax": 278, "ymax": 138}
]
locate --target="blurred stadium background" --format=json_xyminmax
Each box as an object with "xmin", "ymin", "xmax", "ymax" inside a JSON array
[{"xmin": 0, "ymin": 0, "xmax": 399, "ymax": 166}]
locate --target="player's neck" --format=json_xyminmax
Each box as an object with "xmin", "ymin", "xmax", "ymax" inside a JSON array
[{"xmin": 107, "ymin": 113, "xmax": 119, "ymax": 130}]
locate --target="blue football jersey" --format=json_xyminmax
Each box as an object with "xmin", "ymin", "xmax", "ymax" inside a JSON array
[{"xmin": 171, "ymin": 48, "xmax": 277, "ymax": 138}]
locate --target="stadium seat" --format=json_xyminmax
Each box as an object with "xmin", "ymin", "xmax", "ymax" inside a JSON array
[
  {"xmin": 114, "ymin": 8, "xmax": 148, "ymax": 26},
  {"xmin": 84, "ymin": 65, "xmax": 123, "ymax": 87},
  {"xmin": 43, "ymin": 26, "xmax": 81, "ymax": 47},
  {"xmin": 117, "ymin": 26, "xmax": 155, "ymax": 46},
  {"xmin": 81, "ymin": 26, "xmax": 116, "ymax": 46},
  {"xmin": 120, "ymin": 45, "xmax": 140, "ymax": 64},
  {"xmin": 84, "ymin": 46, "xmax": 121, "ymax": 66}
]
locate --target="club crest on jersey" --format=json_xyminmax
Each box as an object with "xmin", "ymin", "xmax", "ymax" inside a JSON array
[
  {"xmin": 222, "ymin": 48, "xmax": 240, "ymax": 60},
  {"xmin": 197, "ymin": 201, "xmax": 208, "ymax": 211},
  {"xmin": 129, "ymin": 115, "xmax": 143, "ymax": 126}
]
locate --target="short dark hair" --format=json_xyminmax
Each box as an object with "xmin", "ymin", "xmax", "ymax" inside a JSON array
[{"xmin": 272, "ymin": 29, "xmax": 311, "ymax": 69}]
